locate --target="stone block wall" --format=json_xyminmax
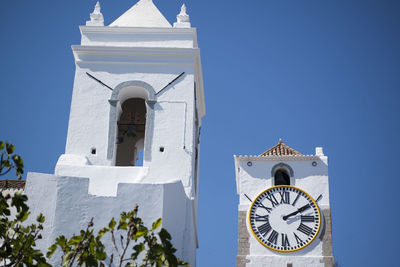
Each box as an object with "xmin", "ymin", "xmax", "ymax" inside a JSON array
[
  {"xmin": 237, "ymin": 210, "xmax": 250, "ymax": 267},
  {"xmin": 320, "ymin": 209, "xmax": 334, "ymax": 267}
]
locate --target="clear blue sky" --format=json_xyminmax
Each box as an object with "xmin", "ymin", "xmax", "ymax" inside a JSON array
[{"xmin": 1, "ymin": 1, "xmax": 400, "ymax": 266}]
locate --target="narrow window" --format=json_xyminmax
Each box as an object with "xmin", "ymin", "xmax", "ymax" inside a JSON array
[
  {"xmin": 115, "ymin": 98, "xmax": 146, "ymax": 166},
  {"xmin": 274, "ymin": 169, "xmax": 290, "ymax": 185}
]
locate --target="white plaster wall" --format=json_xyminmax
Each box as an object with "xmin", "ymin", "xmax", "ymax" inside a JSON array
[
  {"xmin": 62, "ymin": 67, "xmax": 196, "ymax": 195},
  {"xmin": 146, "ymin": 74, "xmax": 196, "ymax": 191},
  {"xmin": 55, "ymin": 164, "xmax": 149, "ymax": 196},
  {"xmin": 25, "ymin": 173, "xmax": 58, "ymax": 253},
  {"xmin": 64, "ymin": 67, "xmax": 112, "ymax": 164},
  {"xmin": 24, "ymin": 173, "xmax": 196, "ymax": 266},
  {"xmin": 162, "ymin": 183, "xmax": 197, "ymax": 264},
  {"xmin": 64, "ymin": 69, "xmax": 194, "ymax": 161},
  {"xmin": 236, "ymin": 158, "xmax": 330, "ymax": 211},
  {"xmin": 235, "ymin": 155, "xmax": 331, "ymax": 262}
]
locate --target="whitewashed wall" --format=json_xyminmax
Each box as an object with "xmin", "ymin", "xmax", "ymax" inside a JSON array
[{"xmin": 25, "ymin": 173, "xmax": 197, "ymax": 266}]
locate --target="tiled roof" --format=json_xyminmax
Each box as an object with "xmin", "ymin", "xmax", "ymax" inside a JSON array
[
  {"xmin": 259, "ymin": 140, "xmax": 304, "ymax": 156},
  {"xmin": 0, "ymin": 180, "xmax": 26, "ymax": 190}
]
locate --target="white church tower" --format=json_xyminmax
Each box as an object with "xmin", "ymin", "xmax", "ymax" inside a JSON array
[
  {"xmin": 25, "ymin": 1, "xmax": 204, "ymax": 266},
  {"xmin": 234, "ymin": 141, "xmax": 334, "ymax": 267}
]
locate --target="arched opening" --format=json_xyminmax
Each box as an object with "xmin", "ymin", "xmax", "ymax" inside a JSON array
[
  {"xmin": 107, "ymin": 81, "xmax": 156, "ymax": 163},
  {"xmin": 274, "ymin": 169, "xmax": 290, "ymax": 185},
  {"xmin": 115, "ymin": 98, "xmax": 146, "ymax": 166}
]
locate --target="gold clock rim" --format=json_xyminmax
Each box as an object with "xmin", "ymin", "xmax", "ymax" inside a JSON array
[{"xmin": 247, "ymin": 185, "xmax": 322, "ymax": 253}]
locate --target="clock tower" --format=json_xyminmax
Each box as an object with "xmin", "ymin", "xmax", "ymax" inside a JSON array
[
  {"xmin": 234, "ymin": 141, "xmax": 334, "ymax": 267},
  {"xmin": 24, "ymin": 1, "xmax": 204, "ymax": 266}
]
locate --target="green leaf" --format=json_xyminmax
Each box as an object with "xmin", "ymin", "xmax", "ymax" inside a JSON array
[
  {"xmin": 6, "ymin": 142, "xmax": 14, "ymax": 155},
  {"xmin": 131, "ymin": 243, "xmax": 145, "ymax": 260},
  {"xmin": 62, "ymin": 251, "xmax": 75, "ymax": 267},
  {"xmin": 46, "ymin": 244, "xmax": 58, "ymax": 258},
  {"xmin": 68, "ymin": 235, "xmax": 82, "ymax": 245},
  {"xmin": 11, "ymin": 193, "xmax": 29, "ymax": 213},
  {"xmin": 12, "ymin": 154, "xmax": 22, "ymax": 165},
  {"xmin": 136, "ymin": 226, "xmax": 148, "ymax": 238},
  {"xmin": 0, "ymin": 141, "xmax": 4, "ymax": 150},
  {"xmin": 178, "ymin": 258, "xmax": 190, "ymax": 266},
  {"xmin": 16, "ymin": 210, "xmax": 30, "ymax": 222},
  {"xmin": 2, "ymin": 160, "xmax": 10, "ymax": 168},
  {"xmin": 152, "ymin": 218, "xmax": 162, "ymax": 231},
  {"xmin": 159, "ymin": 228, "xmax": 171, "ymax": 242},
  {"xmin": 85, "ymin": 254, "xmax": 98, "ymax": 267},
  {"xmin": 95, "ymin": 250, "xmax": 107, "ymax": 261},
  {"xmin": 117, "ymin": 222, "xmax": 128, "ymax": 230},
  {"xmin": 37, "ymin": 213, "xmax": 45, "ymax": 223},
  {"xmin": 98, "ymin": 227, "xmax": 109, "ymax": 237},
  {"xmin": 56, "ymin": 235, "xmax": 68, "ymax": 246},
  {"xmin": 108, "ymin": 218, "xmax": 116, "ymax": 229}
]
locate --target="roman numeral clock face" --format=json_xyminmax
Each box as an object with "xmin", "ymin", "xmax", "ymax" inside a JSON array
[{"xmin": 248, "ymin": 186, "xmax": 321, "ymax": 252}]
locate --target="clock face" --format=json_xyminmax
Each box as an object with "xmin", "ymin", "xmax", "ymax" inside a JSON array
[{"xmin": 248, "ymin": 185, "xmax": 321, "ymax": 252}]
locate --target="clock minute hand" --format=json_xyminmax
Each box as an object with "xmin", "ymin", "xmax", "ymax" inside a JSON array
[{"xmin": 283, "ymin": 204, "xmax": 311, "ymax": 221}]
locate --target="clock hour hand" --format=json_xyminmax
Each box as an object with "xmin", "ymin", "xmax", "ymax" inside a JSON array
[{"xmin": 283, "ymin": 204, "xmax": 311, "ymax": 221}]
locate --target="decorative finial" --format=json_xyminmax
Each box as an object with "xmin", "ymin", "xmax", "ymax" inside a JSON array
[
  {"xmin": 86, "ymin": 1, "xmax": 104, "ymax": 26},
  {"xmin": 315, "ymin": 147, "xmax": 324, "ymax": 156},
  {"xmin": 173, "ymin": 3, "xmax": 191, "ymax": 28},
  {"xmin": 93, "ymin": 1, "xmax": 101, "ymax": 14},
  {"xmin": 178, "ymin": 4, "xmax": 189, "ymax": 22},
  {"xmin": 279, "ymin": 138, "xmax": 282, "ymax": 144}
]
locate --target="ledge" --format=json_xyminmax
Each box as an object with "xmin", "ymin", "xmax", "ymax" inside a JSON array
[
  {"xmin": 80, "ymin": 25, "xmax": 197, "ymax": 34},
  {"xmin": 234, "ymin": 155, "xmax": 321, "ymax": 161},
  {"xmin": 79, "ymin": 26, "xmax": 198, "ymax": 49}
]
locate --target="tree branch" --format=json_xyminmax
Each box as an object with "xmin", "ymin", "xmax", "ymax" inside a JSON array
[
  {"xmin": 118, "ymin": 229, "xmax": 131, "ymax": 267},
  {"xmin": 110, "ymin": 229, "xmax": 121, "ymax": 259},
  {"xmin": 67, "ymin": 219, "xmax": 93, "ymax": 267},
  {"xmin": 10, "ymin": 227, "xmax": 39, "ymax": 266}
]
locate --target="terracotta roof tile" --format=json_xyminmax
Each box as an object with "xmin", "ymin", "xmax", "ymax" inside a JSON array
[
  {"xmin": 0, "ymin": 180, "xmax": 26, "ymax": 190},
  {"xmin": 259, "ymin": 140, "xmax": 304, "ymax": 156}
]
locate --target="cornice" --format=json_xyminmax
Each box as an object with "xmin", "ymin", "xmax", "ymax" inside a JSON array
[
  {"xmin": 72, "ymin": 46, "xmax": 200, "ymax": 65},
  {"xmin": 80, "ymin": 25, "xmax": 197, "ymax": 34},
  {"xmin": 79, "ymin": 26, "xmax": 198, "ymax": 48},
  {"xmin": 234, "ymin": 155, "xmax": 321, "ymax": 161},
  {"xmin": 72, "ymin": 45, "xmax": 200, "ymax": 55}
]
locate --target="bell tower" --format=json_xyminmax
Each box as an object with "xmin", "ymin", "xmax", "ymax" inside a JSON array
[
  {"xmin": 25, "ymin": 1, "xmax": 204, "ymax": 266},
  {"xmin": 234, "ymin": 141, "xmax": 334, "ymax": 267}
]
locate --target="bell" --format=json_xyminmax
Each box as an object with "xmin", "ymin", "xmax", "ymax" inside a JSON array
[
  {"xmin": 117, "ymin": 137, "xmax": 124, "ymax": 144},
  {"xmin": 126, "ymin": 125, "xmax": 137, "ymax": 137}
]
